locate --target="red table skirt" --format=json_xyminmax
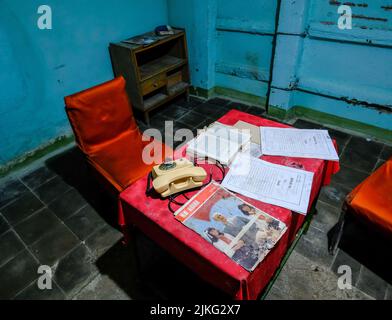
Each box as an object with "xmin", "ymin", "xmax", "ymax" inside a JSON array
[{"xmin": 118, "ymin": 110, "xmax": 339, "ymax": 299}]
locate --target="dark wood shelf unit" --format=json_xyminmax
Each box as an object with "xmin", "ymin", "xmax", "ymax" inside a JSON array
[{"xmin": 109, "ymin": 29, "xmax": 190, "ymax": 124}]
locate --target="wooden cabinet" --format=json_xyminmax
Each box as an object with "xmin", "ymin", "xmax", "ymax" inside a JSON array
[{"xmin": 109, "ymin": 29, "xmax": 190, "ymax": 124}]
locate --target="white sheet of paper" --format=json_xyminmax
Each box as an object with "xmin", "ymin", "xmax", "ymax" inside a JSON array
[
  {"xmin": 234, "ymin": 120, "xmax": 261, "ymax": 145},
  {"xmin": 222, "ymin": 154, "xmax": 314, "ymax": 214},
  {"xmin": 260, "ymin": 127, "xmax": 339, "ymax": 160},
  {"xmin": 241, "ymin": 142, "xmax": 263, "ymax": 158}
]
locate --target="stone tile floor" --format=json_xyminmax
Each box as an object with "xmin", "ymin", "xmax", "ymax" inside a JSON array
[{"xmin": 0, "ymin": 96, "xmax": 391, "ymax": 300}]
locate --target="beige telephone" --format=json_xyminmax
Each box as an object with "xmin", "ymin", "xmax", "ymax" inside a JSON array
[{"xmin": 151, "ymin": 158, "xmax": 207, "ymax": 197}]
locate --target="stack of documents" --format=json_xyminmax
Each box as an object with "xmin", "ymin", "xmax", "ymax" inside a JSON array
[
  {"xmin": 260, "ymin": 127, "xmax": 339, "ymax": 161},
  {"xmin": 234, "ymin": 121, "xmax": 263, "ymax": 158},
  {"xmin": 187, "ymin": 122, "xmax": 251, "ymax": 165}
]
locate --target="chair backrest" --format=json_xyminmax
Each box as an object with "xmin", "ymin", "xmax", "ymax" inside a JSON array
[{"xmin": 64, "ymin": 76, "xmax": 140, "ymax": 155}]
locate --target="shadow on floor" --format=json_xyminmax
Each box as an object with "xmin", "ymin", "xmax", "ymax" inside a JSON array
[
  {"xmin": 338, "ymin": 217, "xmax": 392, "ymax": 285},
  {"xmin": 95, "ymin": 231, "xmax": 231, "ymax": 300},
  {"xmin": 45, "ymin": 147, "xmax": 119, "ymax": 229}
]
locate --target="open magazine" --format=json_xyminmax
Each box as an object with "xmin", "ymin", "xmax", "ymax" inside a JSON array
[{"xmin": 175, "ymin": 182, "xmax": 287, "ymax": 271}]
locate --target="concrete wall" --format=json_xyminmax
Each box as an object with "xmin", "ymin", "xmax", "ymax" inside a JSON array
[
  {"xmin": 214, "ymin": 0, "xmax": 276, "ymax": 102},
  {"xmin": 169, "ymin": 0, "xmax": 392, "ymax": 137},
  {"xmin": 269, "ymin": 0, "xmax": 392, "ymax": 133},
  {"xmin": 0, "ymin": 0, "xmax": 167, "ymax": 166},
  {"xmin": 167, "ymin": 0, "xmax": 217, "ymax": 91},
  {"xmin": 2, "ymin": 0, "xmax": 392, "ymax": 167}
]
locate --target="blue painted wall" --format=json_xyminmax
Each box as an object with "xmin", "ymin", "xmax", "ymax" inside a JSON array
[
  {"xmin": 169, "ymin": 0, "xmax": 392, "ymax": 133},
  {"xmin": 2, "ymin": 0, "xmax": 392, "ymax": 166},
  {"xmin": 215, "ymin": 0, "xmax": 276, "ymax": 98},
  {"xmin": 168, "ymin": 0, "xmax": 217, "ymax": 90},
  {"xmin": 0, "ymin": 0, "xmax": 167, "ymax": 165},
  {"xmin": 280, "ymin": 0, "xmax": 392, "ymax": 131}
]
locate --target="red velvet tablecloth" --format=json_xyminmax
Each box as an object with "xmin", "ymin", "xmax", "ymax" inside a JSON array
[{"xmin": 118, "ymin": 110, "xmax": 339, "ymax": 300}]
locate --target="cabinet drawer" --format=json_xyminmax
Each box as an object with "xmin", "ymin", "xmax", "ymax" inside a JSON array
[
  {"xmin": 141, "ymin": 74, "xmax": 167, "ymax": 95},
  {"xmin": 167, "ymin": 71, "xmax": 182, "ymax": 87}
]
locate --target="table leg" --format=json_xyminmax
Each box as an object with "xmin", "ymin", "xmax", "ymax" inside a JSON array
[
  {"xmin": 124, "ymin": 225, "xmax": 142, "ymax": 283},
  {"xmin": 328, "ymin": 204, "xmax": 347, "ymax": 255}
]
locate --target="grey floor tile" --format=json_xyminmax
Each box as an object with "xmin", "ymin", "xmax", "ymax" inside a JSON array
[
  {"xmin": 208, "ymin": 97, "xmax": 231, "ymax": 106},
  {"xmin": 95, "ymin": 240, "xmax": 157, "ymax": 300},
  {"xmin": 0, "ymin": 230, "xmax": 25, "ymax": 267},
  {"xmin": 380, "ymin": 145, "xmax": 392, "ymax": 161},
  {"xmin": 295, "ymin": 226, "xmax": 335, "ymax": 268},
  {"xmin": 246, "ymin": 106, "xmax": 266, "ymax": 117},
  {"xmin": 20, "ymin": 166, "xmax": 56, "ymax": 190},
  {"xmin": 0, "ymin": 214, "xmax": 10, "ymax": 235},
  {"xmin": 85, "ymin": 224, "xmax": 123, "ymax": 260},
  {"xmin": 178, "ymin": 110, "xmax": 206, "ymax": 128},
  {"xmin": 73, "ymin": 274, "xmax": 130, "ymax": 300},
  {"xmin": 14, "ymin": 208, "xmax": 63, "ymax": 245},
  {"xmin": 170, "ymin": 121, "xmax": 195, "ymax": 149},
  {"xmin": 0, "ymin": 250, "xmax": 39, "ymax": 299},
  {"xmin": 54, "ymin": 244, "xmax": 98, "ymax": 298},
  {"xmin": 332, "ymin": 165, "xmax": 369, "ymax": 189},
  {"xmin": 325, "ymin": 128, "xmax": 351, "ymax": 155},
  {"xmin": 341, "ymin": 148, "xmax": 379, "ymax": 173},
  {"xmin": 266, "ymin": 250, "xmax": 372, "ymax": 300},
  {"xmin": 226, "ymin": 102, "xmax": 251, "ymax": 112},
  {"xmin": 148, "ymin": 114, "xmax": 171, "ymax": 130},
  {"xmin": 356, "ymin": 266, "xmax": 388, "ymax": 300},
  {"xmin": 176, "ymin": 96, "xmax": 204, "ymax": 110},
  {"xmin": 192, "ymin": 101, "xmax": 230, "ymax": 119},
  {"xmin": 64, "ymin": 205, "xmax": 106, "ymax": 241},
  {"xmin": 34, "ymin": 176, "xmax": 72, "ymax": 204},
  {"xmin": 48, "ymin": 188, "xmax": 87, "ymax": 221},
  {"xmin": 30, "ymin": 223, "xmax": 80, "ymax": 267},
  {"xmin": 319, "ymin": 182, "xmax": 351, "ymax": 209},
  {"xmin": 264, "ymin": 286, "xmax": 289, "ymax": 300},
  {"xmin": 373, "ymin": 159, "xmax": 385, "ymax": 171},
  {"xmin": 173, "ymin": 120, "xmax": 194, "ymax": 132},
  {"xmin": 14, "ymin": 280, "xmax": 65, "ymax": 300},
  {"xmin": 0, "ymin": 179, "xmax": 29, "ymax": 208},
  {"xmin": 386, "ymin": 285, "xmax": 392, "ymax": 300},
  {"xmin": 312, "ymin": 201, "xmax": 340, "ymax": 233},
  {"xmin": 331, "ymin": 250, "xmax": 361, "ymax": 285},
  {"xmin": 293, "ymin": 119, "xmax": 323, "ymax": 129},
  {"xmin": 211, "ymin": 106, "xmax": 232, "ymax": 119},
  {"xmin": 161, "ymin": 104, "xmax": 189, "ymax": 119},
  {"xmin": 345, "ymin": 136, "xmax": 383, "ymax": 158},
  {"xmin": 1, "ymin": 191, "xmax": 44, "ymax": 226},
  {"xmin": 196, "ymin": 118, "xmax": 215, "ymax": 131}
]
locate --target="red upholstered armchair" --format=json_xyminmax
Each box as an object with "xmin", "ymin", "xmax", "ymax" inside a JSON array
[{"xmin": 64, "ymin": 76, "xmax": 169, "ymax": 195}]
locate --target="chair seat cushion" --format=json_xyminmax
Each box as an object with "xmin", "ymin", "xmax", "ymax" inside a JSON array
[
  {"xmin": 88, "ymin": 132, "xmax": 172, "ymax": 191},
  {"xmin": 348, "ymin": 159, "xmax": 392, "ymax": 233}
]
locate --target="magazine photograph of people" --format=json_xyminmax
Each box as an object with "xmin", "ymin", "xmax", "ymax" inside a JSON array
[{"xmin": 175, "ymin": 182, "xmax": 287, "ymax": 271}]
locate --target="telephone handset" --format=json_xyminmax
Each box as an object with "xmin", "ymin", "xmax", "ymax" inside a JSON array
[{"xmin": 150, "ymin": 158, "xmax": 207, "ymax": 197}]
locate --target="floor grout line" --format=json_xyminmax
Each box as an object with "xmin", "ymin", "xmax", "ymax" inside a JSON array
[{"xmin": 6, "ymin": 176, "xmax": 97, "ymax": 298}]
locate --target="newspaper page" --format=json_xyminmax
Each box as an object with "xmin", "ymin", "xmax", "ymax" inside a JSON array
[
  {"xmin": 260, "ymin": 127, "xmax": 339, "ymax": 160},
  {"xmin": 221, "ymin": 154, "xmax": 314, "ymax": 214},
  {"xmin": 175, "ymin": 182, "xmax": 287, "ymax": 272}
]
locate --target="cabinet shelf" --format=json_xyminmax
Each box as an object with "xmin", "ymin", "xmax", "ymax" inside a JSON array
[
  {"xmin": 167, "ymin": 81, "xmax": 189, "ymax": 96},
  {"xmin": 139, "ymin": 55, "xmax": 186, "ymax": 82}
]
